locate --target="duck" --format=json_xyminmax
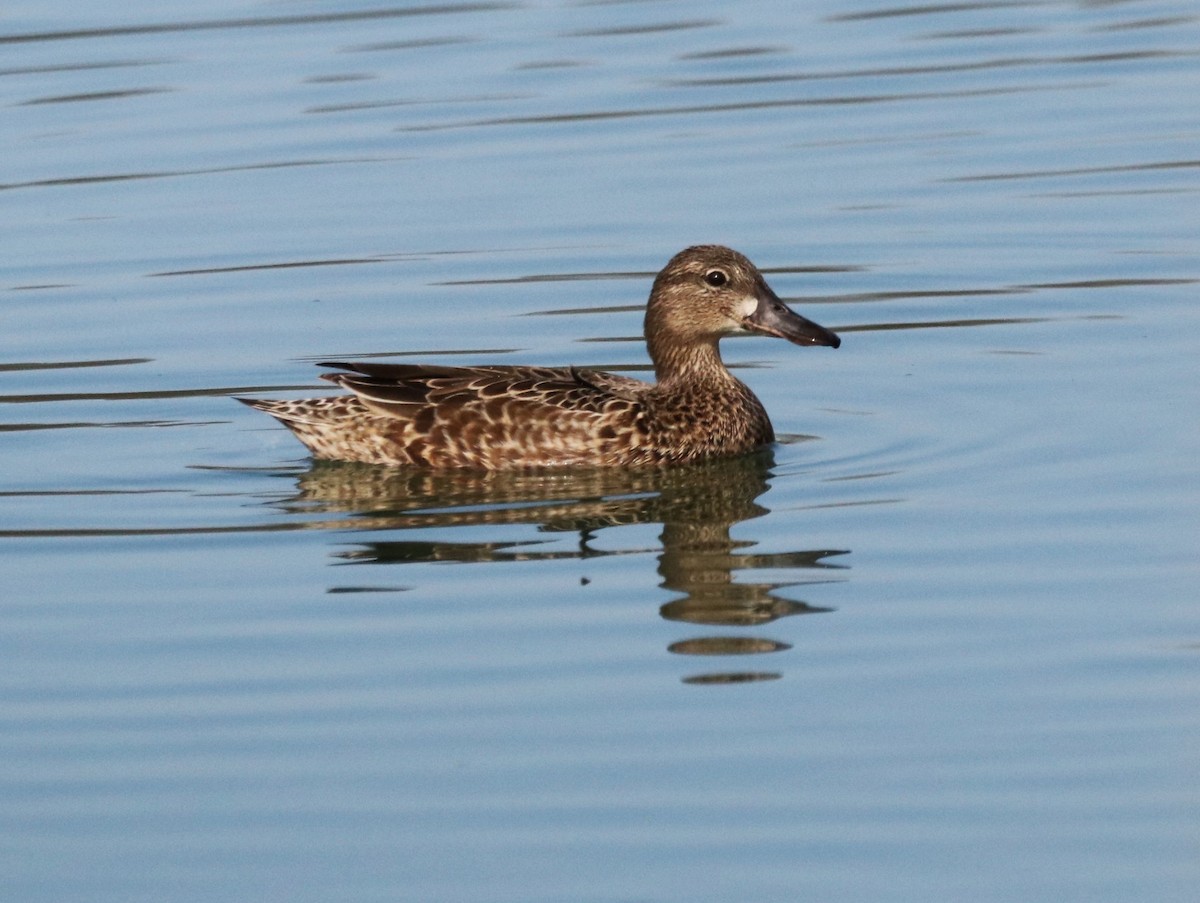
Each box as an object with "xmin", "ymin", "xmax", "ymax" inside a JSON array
[{"xmin": 238, "ymin": 245, "xmax": 840, "ymax": 469}]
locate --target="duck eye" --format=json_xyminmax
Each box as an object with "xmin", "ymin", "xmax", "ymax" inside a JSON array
[{"xmin": 704, "ymin": 269, "xmax": 728, "ymax": 287}]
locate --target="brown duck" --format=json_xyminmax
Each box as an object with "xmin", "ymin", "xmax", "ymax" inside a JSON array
[{"xmin": 239, "ymin": 245, "xmax": 840, "ymax": 468}]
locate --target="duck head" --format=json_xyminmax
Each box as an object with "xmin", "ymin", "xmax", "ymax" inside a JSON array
[{"xmin": 644, "ymin": 245, "xmax": 841, "ymax": 375}]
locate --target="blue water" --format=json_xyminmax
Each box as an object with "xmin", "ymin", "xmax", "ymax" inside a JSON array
[{"xmin": 3, "ymin": 2, "xmax": 1199, "ymax": 901}]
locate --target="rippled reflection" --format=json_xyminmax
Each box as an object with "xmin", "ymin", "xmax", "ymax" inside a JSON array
[{"xmin": 274, "ymin": 451, "xmax": 848, "ymax": 682}]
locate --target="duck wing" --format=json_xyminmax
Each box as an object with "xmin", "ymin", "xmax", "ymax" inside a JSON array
[
  {"xmin": 568, "ymin": 367, "xmax": 652, "ymax": 400},
  {"xmin": 316, "ymin": 361, "xmax": 648, "ymax": 419}
]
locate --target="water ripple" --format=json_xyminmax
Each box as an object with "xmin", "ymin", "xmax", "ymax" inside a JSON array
[
  {"xmin": 398, "ymin": 83, "xmax": 1083, "ymax": 131},
  {"xmin": 0, "ymin": 3, "xmax": 519, "ymax": 44}
]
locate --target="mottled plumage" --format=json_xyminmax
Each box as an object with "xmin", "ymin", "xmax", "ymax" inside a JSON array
[{"xmin": 239, "ymin": 245, "xmax": 840, "ymax": 469}]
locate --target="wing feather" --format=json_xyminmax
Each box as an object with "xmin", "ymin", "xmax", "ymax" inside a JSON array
[{"xmin": 316, "ymin": 361, "xmax": 649, "ymax": 421}]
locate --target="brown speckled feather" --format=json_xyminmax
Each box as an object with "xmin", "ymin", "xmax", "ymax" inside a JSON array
[{"xmin": 239, "ymin": 245, "xmax": 840, "ymax": 469}]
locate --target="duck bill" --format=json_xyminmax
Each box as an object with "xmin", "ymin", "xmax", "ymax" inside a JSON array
[{"xmin": 744, "ymin": 284, "xmax": 841, "ymax": 348}]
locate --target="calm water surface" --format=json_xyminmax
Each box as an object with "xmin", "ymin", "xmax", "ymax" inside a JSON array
[{"xmin": 3, "ymin": 2, "xmax": 1199, "ymax": 901}]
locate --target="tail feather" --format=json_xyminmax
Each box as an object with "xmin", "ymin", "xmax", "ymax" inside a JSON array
[{"xmin": 234, "ymin": 395, "xmax": 367, "ymax": 427}]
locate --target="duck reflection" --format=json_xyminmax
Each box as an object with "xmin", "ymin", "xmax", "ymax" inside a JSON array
[{"xmin": 278, "ymin": 450, "xmax": 848, "ymax": 682}]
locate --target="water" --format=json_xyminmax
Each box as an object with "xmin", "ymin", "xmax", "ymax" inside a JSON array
[{"xmin": 3, "ymin": 2, "xmax": 1199, "ymax": 901}]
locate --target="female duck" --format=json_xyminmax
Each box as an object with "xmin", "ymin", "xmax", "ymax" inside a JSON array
[{"xmin": 240, "ymin": 245, "xmax": 840, "ymax": 468}]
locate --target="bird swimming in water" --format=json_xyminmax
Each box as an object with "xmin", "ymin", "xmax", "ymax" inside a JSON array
[{"xmin": 239, "ymin": 245, "xmax": 840, "ymax": 469}]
